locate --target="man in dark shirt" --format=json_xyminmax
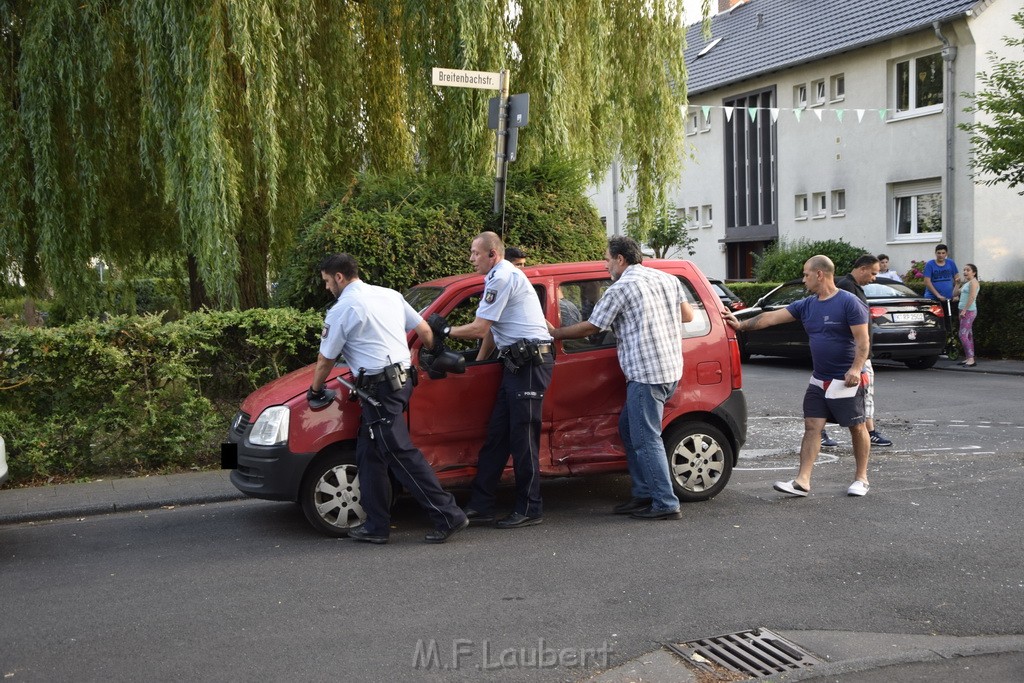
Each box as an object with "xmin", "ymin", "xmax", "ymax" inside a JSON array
[{"xmin": 833, "ymin": 255, "xmax": 892, "ymax": 448}]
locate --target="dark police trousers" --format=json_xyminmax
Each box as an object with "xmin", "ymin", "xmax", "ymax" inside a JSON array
[
  {"xmin": 466, "ymin": 353, "xmax": 554, "ymax": 518},
  {"xmin": 356, "ymin": 378, "xmax": 464, "ymax": 536}
]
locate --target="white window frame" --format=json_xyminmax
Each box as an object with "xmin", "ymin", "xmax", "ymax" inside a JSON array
[
  {"xmin": 793, "ymin": 84, "xmax": 807, "ymax": 109},
  {"xmin": 686, "ymin": 110, "xmax": 699, "ymax": 136},
  {"xmin": 811, "ymin": 79, "xmax": 826, "ymax": 106},
  {"xmin": 831, "ymin": 189, "xmax": 846, "ymax": 216},
  {"xmin": 892, "ymin": 52, "xmax": 944, "ymax": 117},
  {"xmin": 891, "ymin": 179, "xmax": 942, "ymax": 241},
  {"xmin": 795, "ymin": 194, "xmax": 808, "ymax": 220},
  {"xmin": 830, "ymin": 74, "xmax": 845, "ymax": 102},
  {"xmin": 701, "ymin": 204, "xmax": 713, "ymax": 227},
  {"xmin": 811, "ymin": 192, "xmax": 826, "ymax": 218}
]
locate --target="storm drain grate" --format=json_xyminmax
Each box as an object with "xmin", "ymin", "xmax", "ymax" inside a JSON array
[{"xmin": 667, "ymin": 627, "xmax": 826, "ymax": 679}]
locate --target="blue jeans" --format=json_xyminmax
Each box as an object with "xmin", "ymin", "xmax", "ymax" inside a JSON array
[{"xmin": 619, "ymin": 381, "xmax": 680, "ymax": 512}]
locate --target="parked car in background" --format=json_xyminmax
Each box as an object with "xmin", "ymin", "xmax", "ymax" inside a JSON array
[
  {"xmin": 709, "ymin": 278, "xmax": 746, "ymax": 312},
  {"xmin": 734, "ymin": 277, "xmax": 945, "ymax": 369},
  {"xmin": 223, "ymin": 261, "xmax": 747, "ymax": 536}
]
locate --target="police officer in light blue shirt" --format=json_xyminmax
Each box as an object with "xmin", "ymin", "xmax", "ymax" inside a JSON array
[
  {"xmin": 309, "ymin": 253, "xmax": 468, "ymax": 545},
  {"xmin": 445, "ymin": 232, "xmax": 554, "ymax": 529}
]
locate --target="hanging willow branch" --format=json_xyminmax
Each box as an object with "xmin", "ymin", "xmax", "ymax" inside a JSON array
[{"xmin": 2, "ymin": 0, "xmax": 699, "ymax": 308}]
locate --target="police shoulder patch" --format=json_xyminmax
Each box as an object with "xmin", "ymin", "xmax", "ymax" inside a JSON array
[
  {"xmin": 484, "ymin": 289, "xmax": 497, "ymax": 304},
  {"xmin": 321, "ymin": 323, "xmax": 330, "ymax": 339}
]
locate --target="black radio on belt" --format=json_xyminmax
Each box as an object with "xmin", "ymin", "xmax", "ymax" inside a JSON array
[{"xmin": 383, "ymin": 362, "xmax": 407, "ymax": 392}]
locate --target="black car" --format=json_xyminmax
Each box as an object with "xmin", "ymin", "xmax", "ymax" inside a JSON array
[
  {"xmin": 735, "ymin": 277, "xmax": 945, "ymax": 369},
  {"xmin": 709, "ymin": 278, "xmax": 746, "ymax": 312}
]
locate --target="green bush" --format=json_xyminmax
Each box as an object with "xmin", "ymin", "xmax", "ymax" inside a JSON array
[
  {"xmin": 0, "ymin": 308, "xmax": 322, "ymax": 485},
  {"xmin": 274, "ymin": 168, "xmax": 607, "ymax": 311},
  {"xmin": 48, "ymin": 277, "xmax": 188, "ymax": 325},
  {"xmin": 754, "ymin": 238, "xmax": 872, "ymax": 282}
]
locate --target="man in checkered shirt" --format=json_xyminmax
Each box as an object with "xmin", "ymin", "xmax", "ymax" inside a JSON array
[{"xmin": 552, "ymin": 236, "xmax": 694, "ymax": 520}]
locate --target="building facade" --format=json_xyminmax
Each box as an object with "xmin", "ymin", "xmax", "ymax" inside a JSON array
[{"xmin": 590, "ymin": 0, "xmax": 1024, "ymax": 282}]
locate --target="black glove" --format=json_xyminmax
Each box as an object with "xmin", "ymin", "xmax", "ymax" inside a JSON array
[
  {"xmin": 306, "ymin": 386, "xmax": 337, "ymax": 410},
  {"xmin": 426, "ymin": 313, "xmax": 450, "ymax": 351}
]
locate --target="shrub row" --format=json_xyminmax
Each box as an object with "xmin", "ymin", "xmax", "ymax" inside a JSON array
[{"xmin": 0, "ymin": 308, "xmax": 322, "ymax": 486}]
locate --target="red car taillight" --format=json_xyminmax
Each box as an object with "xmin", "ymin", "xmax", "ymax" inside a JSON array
[
  {"xmin": 728, "ymin": 337, "xmax": 743, "ymax": 390},
  {"xmin": 730, "ymin": 301, "xmax": 747, "ymax": 311},
  {"xmin": 869, "ymin": 306, "xmax": 887, "ymax": 320},
  {"xmin": 930, "ymin": 304, "xmax": 945, "ymax": 318}
]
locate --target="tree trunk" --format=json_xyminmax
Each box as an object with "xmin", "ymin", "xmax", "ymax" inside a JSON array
[{"xmin": 187, "ymin": 255, "xmax": 211, "ymax": 311}]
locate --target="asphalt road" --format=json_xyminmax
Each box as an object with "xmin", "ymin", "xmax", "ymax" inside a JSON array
[{"xmin": 2, "ymin": 360, "xmax": 1022, "ymax": 682}]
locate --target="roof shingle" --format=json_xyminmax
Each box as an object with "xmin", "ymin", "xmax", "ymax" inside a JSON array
[{"xmin": 684, "ymin": 0, "xmax": 979, "ymax": 95}]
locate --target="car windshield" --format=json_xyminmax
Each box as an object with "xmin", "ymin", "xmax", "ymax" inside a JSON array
[
  {"xmin": 865, "ymin": 281, "xmax": 918, "ymax": 299},
  {"xmin": 404, "ymin": 286, "xmax": 445, "ymax": 314},
  {"xmin": 711, "ymin": 283, "xmax": 729, "ymax": 298},
  {"xmin": 764, "ymin": 283, "xmax": 809, "ymax": 306}
]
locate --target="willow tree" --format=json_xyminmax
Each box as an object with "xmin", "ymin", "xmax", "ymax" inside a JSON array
[{"xmin": 1, "ymin": 0, "xmax": 702, "ymax": 311}]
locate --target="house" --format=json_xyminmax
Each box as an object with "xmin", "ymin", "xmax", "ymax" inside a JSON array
[{"xmin": 589, "ymin": 0, "xmax": 1024, "ymax": 281}]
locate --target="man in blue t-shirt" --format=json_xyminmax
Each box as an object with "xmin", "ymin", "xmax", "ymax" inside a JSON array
[
  {"xmin": 923, "ymin": 243, "xmax": 959, "ymax": 335},
  {"xmin": 724, "ymin": 255, "xmax": 872, "ymax": 498}
]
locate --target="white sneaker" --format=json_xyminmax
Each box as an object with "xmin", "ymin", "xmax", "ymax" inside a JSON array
[{"xmin": 847, "ymin": 480, "xmax": 869, "ymax": 497}]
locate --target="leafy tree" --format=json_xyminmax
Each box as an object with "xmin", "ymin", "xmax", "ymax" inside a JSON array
[
  {"xmin": 631, "ymin": 203, "xmax": 698, "ymax": 258},
  {"xmin": 753, "ymin": 238, "xmax": 870, "ymax": 283},
  {"xmin": 1, "ymin": 0, "xmax": 703, "ymax": 312},
  {"xmin": 961, "ymin": 9, "xmax": 1024, "ymax": 194}
]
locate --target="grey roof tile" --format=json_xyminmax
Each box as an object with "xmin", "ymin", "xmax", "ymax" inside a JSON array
[{"xmin": 685, "ymin": 0, "xmax": 979, "ymax": 95}]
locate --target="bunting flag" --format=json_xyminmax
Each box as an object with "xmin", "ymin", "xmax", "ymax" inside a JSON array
[{"xmin": 682, "ymin": 103, "xmax": 897, "ymax": 125}]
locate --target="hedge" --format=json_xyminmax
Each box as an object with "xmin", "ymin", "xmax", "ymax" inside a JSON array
[{"xmin": 0, "ymin": 308, "xmax": 322, "ymax": 486}]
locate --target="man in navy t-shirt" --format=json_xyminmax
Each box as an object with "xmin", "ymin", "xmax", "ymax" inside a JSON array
[
  {"xmin": 724, "ymin": 255, "xmax": 872, "ymax": 498},
  {"xmin": 923, "ymin": 243, "xmax": 959, "ymax": 301}
]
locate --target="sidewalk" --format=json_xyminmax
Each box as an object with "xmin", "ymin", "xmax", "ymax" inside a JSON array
[{"xmin": 0, "ymin": 469, "xmax": 245, "ymax": 526}]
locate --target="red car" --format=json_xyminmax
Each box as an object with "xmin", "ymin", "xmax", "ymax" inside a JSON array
[{"xmin": 223, "ymin": 261, "xmax": 747, "ymax": 536}]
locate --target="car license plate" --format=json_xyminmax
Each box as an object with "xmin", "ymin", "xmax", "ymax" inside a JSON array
[
  {"xmin": 221, "ymin": 442, "xmax": 238, "ymax": 469},
  {"xmin": 893, "ymin": 312, "xmax": 924, "ymax": 322}
]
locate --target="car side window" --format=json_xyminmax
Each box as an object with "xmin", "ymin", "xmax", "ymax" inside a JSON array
[
  {"xmin": 442, "ymin": 286, "xmax": 548, "ymax": 362},
  {"xmin": 560, "ymin": 279, "xmax": 617, "ymax": 352},
  {"xmin": 677, "ymin": 277, "xmax": 711, "ymax": 339}
]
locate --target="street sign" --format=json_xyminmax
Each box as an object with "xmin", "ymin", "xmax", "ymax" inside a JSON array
[
  {"xmin": 431, "ymin": 67, "xmax": 501, "ymax": 90},
  {"xmin": 488, "ymin": 93, "xmax": 531, "ymax": 129}
]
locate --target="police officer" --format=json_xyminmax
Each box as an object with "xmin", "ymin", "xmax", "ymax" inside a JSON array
[
  {"xmin": 308, "ymin": 253, "xmax": 468, "ymax": 544},
  {"xmin": 443, "ymin": 232, "xmax": 554, "ymax": 529}
]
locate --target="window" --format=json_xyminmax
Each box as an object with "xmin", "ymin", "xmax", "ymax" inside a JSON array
[
  {"xmin": 811, "ymin": 79, "xmax": 826, "ymax": 106},
  {"xmin": 895, "ymin": 53, "xmax": 943, "ymax": 114},
  {"xmin": 830, "ymin": 74, "xmax": 845, "ymax": 102},
  {"xmin": 724, "ymin": 87, "xmax": 777, "ymax": 231},
  {"xmin": 688, "ymin": 206, "xmax": 699, "ymax": 225},
  {"xmin": 701, "ymin": 205, "xmax": 713, "ymax": 227},
  {"xmin": 700, "ymin": 109, "xmax": 712, "ymax": 132},
  {"xmin": 831, "ymin": 190, "xmax": 846, "ymax": 216},
  {"xmin": 793, "ymin": 84, "xmax": 807, "ymax": 109},
  {"xmin": 811, "ymin": 192, "xmax": 826, "ymax": 218},
  {"xmin": 686, "ymin": 110, "xmax": 699, "ymax": 135},
  {"xmin": 795, "ymin": 194, "xmax": 808, "ymax": 220},
  {"xmin": 892, "ymin": 179, "xmax": 942, "ymax": 239},
  {"xmin": 561, "ymin": 279, "xmax": 616, "ymax": 352}
]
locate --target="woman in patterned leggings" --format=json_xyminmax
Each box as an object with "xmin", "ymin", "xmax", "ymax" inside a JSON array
[{"xmin": 956, "ymin": 264, "xmax": 980, "ymax": 368}]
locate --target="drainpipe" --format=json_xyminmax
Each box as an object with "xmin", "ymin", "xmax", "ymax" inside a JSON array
[{"xmin": 933, "ymin": 21, "xmax": 957, "ymax": 250}]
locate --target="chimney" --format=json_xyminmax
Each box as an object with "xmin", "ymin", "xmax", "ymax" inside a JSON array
[{"xmin": 718, "ymin": 0, "xmax": 748, "ymax": 11}]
